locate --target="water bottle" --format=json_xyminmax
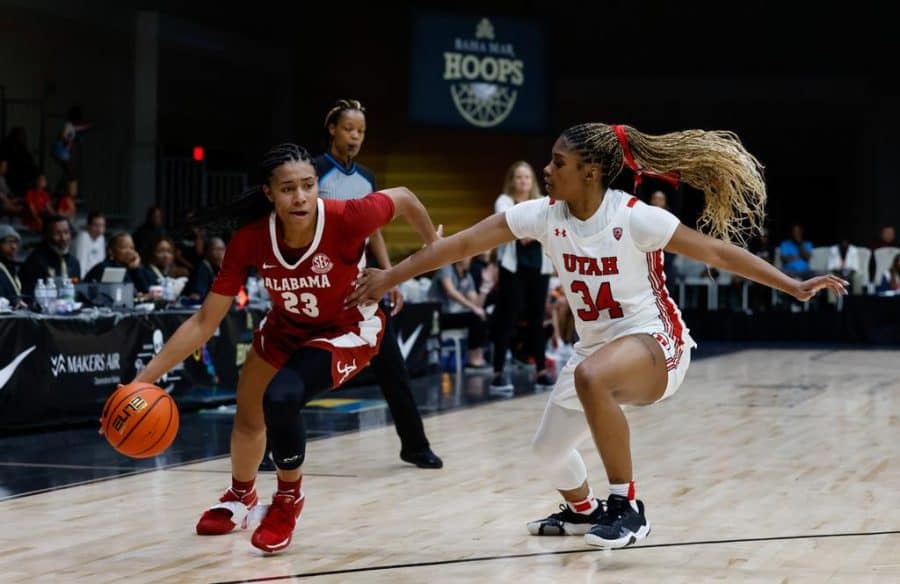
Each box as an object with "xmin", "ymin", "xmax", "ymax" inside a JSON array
[
  {"xmin": 46, "ymin": 277, "xmax": 57, "ymax": 303},
  {"xmin": 46, "ymin": 278, "xmax": 58, "ymax": 313},
  {"xmin": 163, "ymin": 277, "xmax": 175, "ymax": 302},
  {"xmin": 34, "ymin": 278, "xmax": 47, "ymax": 311},
  {"xmin": 61, "ymin": 278, "xmax": 75, "ymax": 302}
]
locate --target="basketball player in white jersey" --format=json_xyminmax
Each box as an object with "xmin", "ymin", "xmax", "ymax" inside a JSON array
[{"xmin": 348, "ymin": 122, "xmax": 848, "ymax": 548}]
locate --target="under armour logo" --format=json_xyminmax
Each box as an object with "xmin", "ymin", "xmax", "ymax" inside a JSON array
[
  {"xmin": 554, "ymin": 228, "xmax": 567, "ymax": 237},
  {"xmin": 262, "ymin": 263, "xmax": 276, "ymax": 270},
  {"xmin": 336, "ymin": 359, "xmax": 358, "ymax": 384}
]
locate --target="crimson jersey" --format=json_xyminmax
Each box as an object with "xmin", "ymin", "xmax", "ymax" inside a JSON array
[{"xmin": 210, "ymin": 193, "xmax": 395, "ymax": 375}]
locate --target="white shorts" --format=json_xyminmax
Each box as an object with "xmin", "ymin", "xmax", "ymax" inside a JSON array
[{"xmin": 550, "ymin": 331, "xmax": 692, "ymax": 411}]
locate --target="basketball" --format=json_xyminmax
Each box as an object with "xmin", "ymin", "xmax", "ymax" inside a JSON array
[{"xmin": 100, "ymin": 382, "xmax": 179, "ymax": 458}]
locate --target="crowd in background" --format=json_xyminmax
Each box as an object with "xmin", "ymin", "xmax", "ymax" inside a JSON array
[{"xmin": 2, "ymin": 121, "xmax": 899, "ymax": 380}]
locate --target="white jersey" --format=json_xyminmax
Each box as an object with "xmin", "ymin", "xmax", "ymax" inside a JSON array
[{"xmin": 506, "ymin": 189, "xmax": 696, "ymax": 362}]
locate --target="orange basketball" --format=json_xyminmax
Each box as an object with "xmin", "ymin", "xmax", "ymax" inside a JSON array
[{"xmin": 100, "ymin": 382, "xmax": 179, "ymax": 458}]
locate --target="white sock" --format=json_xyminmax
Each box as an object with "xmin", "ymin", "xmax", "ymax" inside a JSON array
[
  {"xmin": 566, "ymin": 488, "xmax": 599, "ymax": 515},
  {"xmin": 610, "ymin": 481, "xmax": 639, "ymax": 511}
]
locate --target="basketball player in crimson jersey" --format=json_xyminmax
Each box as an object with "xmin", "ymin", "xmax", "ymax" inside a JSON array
[
  {"xmin": 131, "ymin": 143, "xmax": 440, "ymax": 553},
  {"xmin": 349, "ymin": 123, "xmax": 848, "ymax": 548}
]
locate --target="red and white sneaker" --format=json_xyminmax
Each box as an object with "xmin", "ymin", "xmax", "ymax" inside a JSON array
[
  {"xmin": 196, "ymin": 487, "xmax": 259, "ymax": 535},
  {"xmin": 250, "ymin": 491, "xmax": 305, "ymax": 553}
]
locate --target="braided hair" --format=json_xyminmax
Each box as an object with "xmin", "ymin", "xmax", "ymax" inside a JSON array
[
  {"xmin": 192, "ymin": 143, "xmax": 314, "ymax": 234},
  {"xmin": 561, "ymin": 123, "xmax": 766, "ymax": 243},
  {"xmin": 324, "ymin": 99, "xmax": 366, "ymax": 131},
  {"xmin": 323, "ymin": 98, "xmax": 366, "ymax": 148}
]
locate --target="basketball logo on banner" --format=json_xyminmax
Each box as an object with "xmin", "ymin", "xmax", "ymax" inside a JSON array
[{"xmin": 442, "ymin": 18, "xmax": 523, "ymax": 128}]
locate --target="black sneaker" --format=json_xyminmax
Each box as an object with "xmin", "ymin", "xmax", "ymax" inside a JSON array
[
  {"xmin": 526, "ymin": 501, "xmax": 606, "ymax": 536},
  {"xmin": 534, "ymin": 372, "xmax": 555, "ymax": 390},
  {"xmin": 489, "ymin": 372, "xmax": 514, "ymax": 395},
  {"xmin": 584, "ymin": 494, "xmax": 651, "ymax": 548},
  {"xmin": 258, "ymin": 450, "xmax": 277, "ymax": 472},
  {"xmin": 400, "ymin": 448, "xmax": 444, "ymax": 469}
]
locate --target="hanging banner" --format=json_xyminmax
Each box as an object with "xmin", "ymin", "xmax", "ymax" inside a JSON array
[{"xmin": 409, "ymin": 11, "xmax": 546, "ymax": 131}]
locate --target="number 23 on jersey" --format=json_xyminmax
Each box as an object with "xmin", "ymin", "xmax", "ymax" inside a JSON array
[{"xmin": 282, "ymin": 291, "xmax": 319, "ymax": 317}]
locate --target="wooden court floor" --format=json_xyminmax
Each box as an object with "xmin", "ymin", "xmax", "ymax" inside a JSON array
[{"xmin": 1, "ymin": 347, "xmax": 897, "ymax": 583}]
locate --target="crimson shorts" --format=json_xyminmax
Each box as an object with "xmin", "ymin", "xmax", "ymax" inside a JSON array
[{"xmin": 253, "ymin": 308, "xmax": 386, "ymax": 388}]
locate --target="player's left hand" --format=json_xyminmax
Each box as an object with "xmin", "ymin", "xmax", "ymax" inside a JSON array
[
  {"xmin": 791, "ymin": 274, "xmax": 849, "ymax": 302},
  {"xmin": 348, "ymin": 268, "xmax": 391, "ymax": 308},
  {"xmin": 387, "ymin": 286, "xmax": 405, "ymax": 316}
]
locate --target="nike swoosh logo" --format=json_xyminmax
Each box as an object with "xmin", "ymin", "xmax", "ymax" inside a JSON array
[
  {"xmin": 396, "ymin": 324, "xmax": 423, "ymax": 360},
  {"xmin": 0, "ymin": 346, "xmax": 37, "ymax": 392},
  {"xmin": 262, "ymin": 263, "xmax": 276, "ymax": 270}
]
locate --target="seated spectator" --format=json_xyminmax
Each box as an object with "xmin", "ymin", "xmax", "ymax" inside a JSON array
[
  {"xmin": 469, "ymin": 250, "xmax": 498, "ymax": 309},
  {"xmin": 19, "ymin": 214, "xmax": 81, "ymax": 299},
  {"xmin": 827, "ymin": 237, "xmax": 864, "ymax": 294},
  {"xmin": 428, "ymin": 257, "xmax": 490, "ymax": 369},
  {"xmin": 0, "ymin": 225, "xmax": 23, "ymax": 306},
  {"xmin": 84, "ymin": 233, "xmax": 150, "ymax": 294},
  {"xmin": 778, "ymin": 223, "xmax": 814, "ymax": 278},
  {"xmin": 547, "ymin": 276, "xmax": 575, "ymax": 348},
  {"xmin": 23, "ymin": 173, "xmax": 52, "ymax": 233},
  {"xmin": 0, "ymin": 158, "xmax": 23, "ymax": 220},
  {"xmin": 132, "ymin": 205, "xmax": 166, "ymax": 255},
  {"xmin": 184, "ymin": 237, "xmax": 225, "ymax": 301},
  {"xmin": 55, "ymin": 179, "xmax": 78, "ymax": 220},
  {"xmin": 875, "ymin": 253, "xmax": 900, "ymax": 293},
  {"xmin": 869, "ymin": 225, "xmax": 897, "ymax": 250},
  {"xmin": 173, "ymin": 224, "xmax": 205, "ymax": 278},
  {"xmin": 73, "ymin": 210, "xmax": 106, "ymax": 275},
  {"xmin": 141, "ymin": 235, "xmax": 177, "ymax": 287}
]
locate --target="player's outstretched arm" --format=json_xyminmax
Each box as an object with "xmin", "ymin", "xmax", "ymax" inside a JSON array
[
  {"xmin": 379, "ymin": 187, "xmax": 441, "ymax": 247},
  {"xmin": 133, "ymin": 292, "xmax": 233, "ymax": 384},
  {"xmin": 348, "ymin": 212, "xmax": 516, "ymax": 306},
  {"xmin": 665, "ymin": 224, "xmax": 848, "ymax": 302}
]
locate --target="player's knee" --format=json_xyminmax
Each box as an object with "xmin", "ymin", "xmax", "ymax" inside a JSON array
[
  {"xmin": 264, "ymin": 369, "xmax": 307, "ymax": 414},
  {"xmin": 232, "ymin": 403, "xmax": 266, "ymax": 437},
  {"xmin": 574, "ymin": 361, "xmax": 611, "ymax": 399},
  {"xmin": 531, "ymin": 433, "xmax": 561, "ymax": 465}
]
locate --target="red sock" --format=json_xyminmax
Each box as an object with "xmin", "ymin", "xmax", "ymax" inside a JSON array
[
  {"xmin": 277, "ymin": 477, "xmax": 302, "ymax": 498},
  {"xmin": 610, "ymin": 480, "xmax": 638, "ymax": 511},
  {"xmin": 231, "ymin": 477, "xmax": 255, "ymax": 496},
  {"xmin": 566, "ymin": 489, "xmax": 599, "ymax": 514}
]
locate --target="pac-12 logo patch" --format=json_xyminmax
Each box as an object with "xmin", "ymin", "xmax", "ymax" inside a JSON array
[
  {"xmin": 613, "ymin": 227, "xmax": 623, "ymax": 241},
  {"xmin": 311, "ymin": 253, "xmax": 333, "ymax": 274}
]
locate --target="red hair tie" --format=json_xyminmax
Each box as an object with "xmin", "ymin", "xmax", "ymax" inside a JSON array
[{"xmin": 611, "ymin": 124, "xmax": 680, "ymax": 191}]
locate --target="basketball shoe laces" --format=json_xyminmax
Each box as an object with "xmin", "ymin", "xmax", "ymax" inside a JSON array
[
  {"xmin": 255, "ymin": 492, "xmax": 301, "ymax": 544},
  {"xmin": 549, "ymin": 499, "xmax": 607, "ymax": 522}
]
